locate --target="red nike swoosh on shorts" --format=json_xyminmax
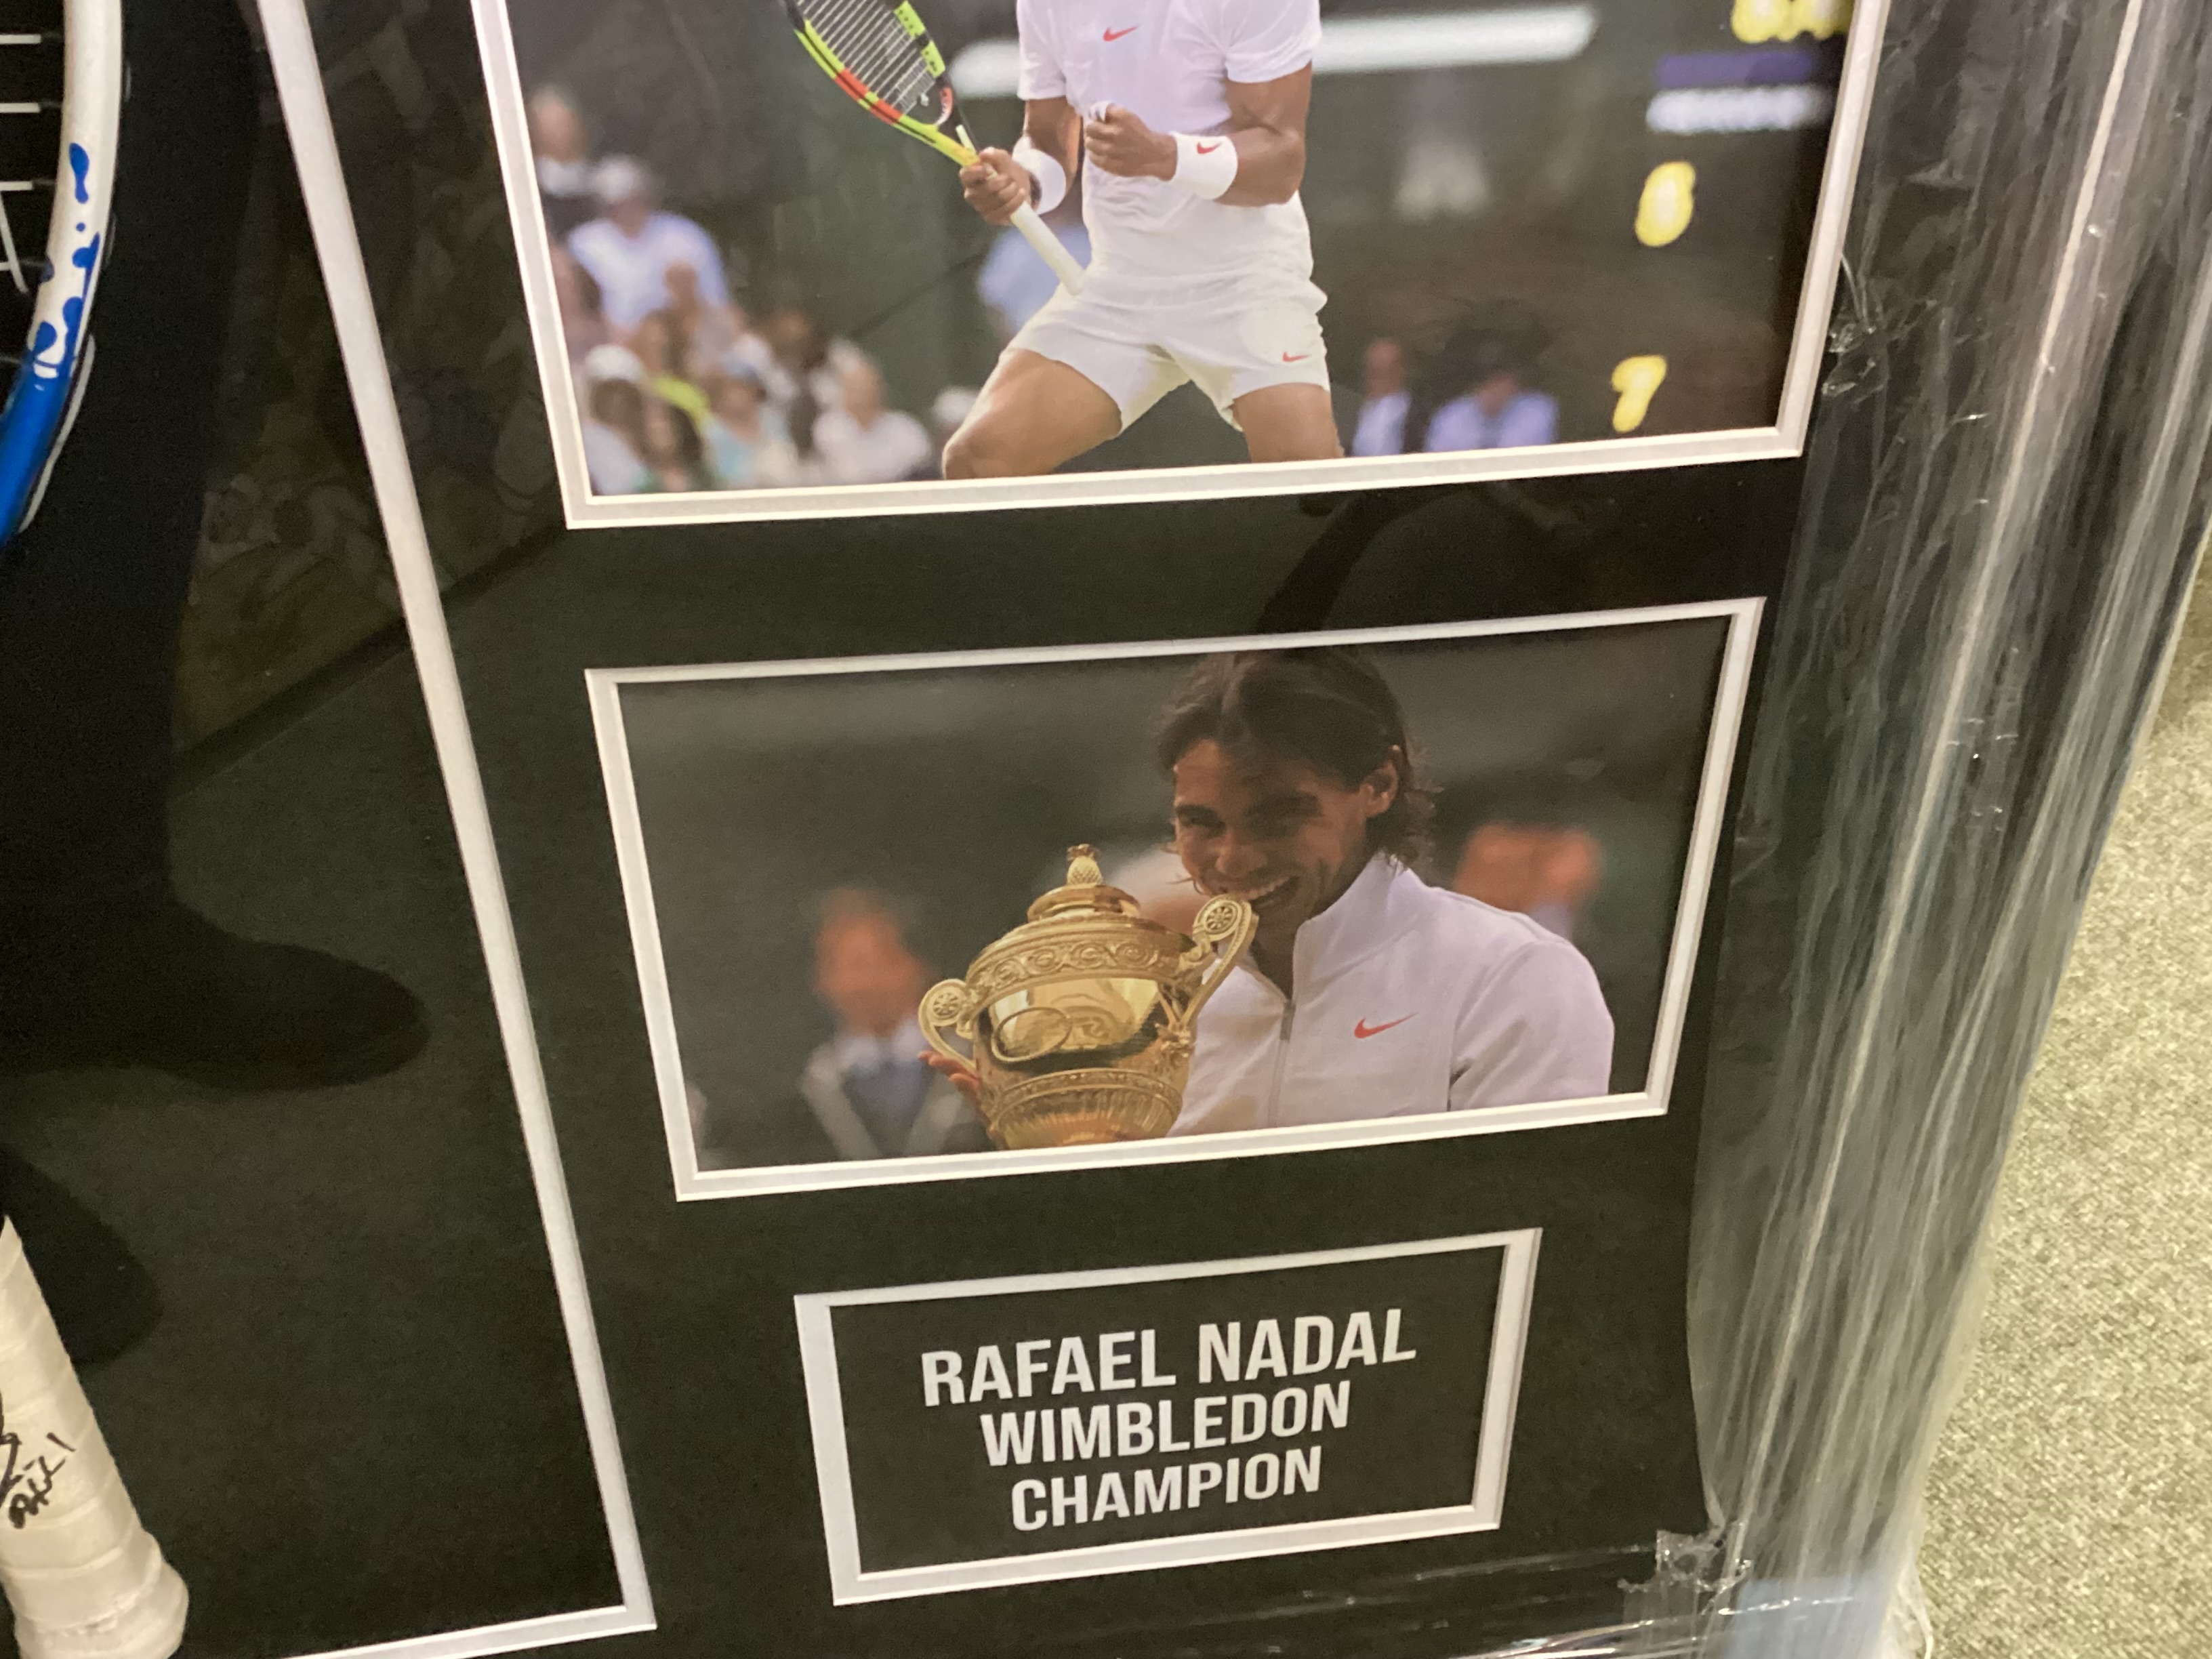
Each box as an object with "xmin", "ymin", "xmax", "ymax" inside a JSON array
[
  {"xmin": 1103, "ymin": 25, "xmax": 1138, "ymax": 39},
  {"xmin": 1282, "ymin": 351, "xmax": 1311, "ymax": 363},
  {"xmin": 1353, "ymin": 1016, "xmax": 1412, "ymax": 1040}
]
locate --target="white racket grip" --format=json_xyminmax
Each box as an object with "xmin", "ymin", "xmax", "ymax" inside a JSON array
[
  {"xmin": 1009, "ymin": 203, "xmax": 1087, "ymax": 295},
  {"xmin": 0, "ymin": 1223, "xmax": 186, "ymax": 1659}
]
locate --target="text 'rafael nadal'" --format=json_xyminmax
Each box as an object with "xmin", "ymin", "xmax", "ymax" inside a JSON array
[{"xmin": 916, "ymin": 1311, "xmax": 1419, "ymax": 1534}]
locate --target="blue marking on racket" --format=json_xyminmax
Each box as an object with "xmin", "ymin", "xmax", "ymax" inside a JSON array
[{"xmin": 0, "ymin": 3, "xmax": 123, "ymax": 551}]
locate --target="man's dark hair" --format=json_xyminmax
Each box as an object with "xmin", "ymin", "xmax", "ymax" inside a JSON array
[
  {"xmin": 1154, "ymin": 649, "xmax": 1434, "ymax": 861},
  {"xmin": 815, "ymin": 886, "xmax": 934, "ymax": 966}
]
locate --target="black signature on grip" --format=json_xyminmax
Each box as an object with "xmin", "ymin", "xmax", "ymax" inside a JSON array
[{"xmin": 0, "ymin": 1398, "xmax": 75, "ymax": 1528}]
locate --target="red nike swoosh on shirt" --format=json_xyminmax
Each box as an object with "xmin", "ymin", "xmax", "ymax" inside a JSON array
[
  {"xmin": 1353, "ymin": 1016, "xmax": 1412, "ymax": 1040},
  {"xmin": 1195, "ymin": 140, "xmax": 1225, "ymax": 153},
  {"xmin": 1282, "ymin": 351, "xmax": 1311, "ymax": 362},
  {"xmin": 1103, "ymin": 25, "xmax": 1138, "ymax": 40}
]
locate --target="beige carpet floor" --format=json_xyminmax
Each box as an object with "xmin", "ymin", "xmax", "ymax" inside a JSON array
[{"xmin": 1918, "ymin": 565, "xmax": 2212, "ymax": 1654}]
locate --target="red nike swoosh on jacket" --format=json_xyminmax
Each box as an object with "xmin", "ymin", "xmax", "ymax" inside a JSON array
[{"xmin": 1353, "ymin": 1016, "xmax": 1412, "ymax": 1040}]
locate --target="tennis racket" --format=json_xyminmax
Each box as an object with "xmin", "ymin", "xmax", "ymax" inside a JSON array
[
  {"xmin": 0, "ymin": 0, "xmax": 121, "ymax": 549},
  {"xmin": 784, "ymin": 0, "xmax": 1087, "ymax": 294},
  {"xmin": 0, "ymin": 1218, "xmax": 187, "ymax": 1659}
]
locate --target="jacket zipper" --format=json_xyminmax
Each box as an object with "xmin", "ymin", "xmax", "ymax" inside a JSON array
[{"xmin": 1264, "ymin": 992, "xmax": 1295, "ymax": 1128}]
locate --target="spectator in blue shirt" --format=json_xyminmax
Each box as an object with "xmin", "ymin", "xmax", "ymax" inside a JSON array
[
  {"xmin": 1415, "ymin": 310, "xmax": 1559, "ymax": 452},
  {"xmin": 977, "ymin": 218, "xmax": 1094, "ymax": 342},
  {"xmin": 1422, "ymin": 326, "xmax": 1558, "ymax": 453},
  {"xmin": 567, "ymin": 157, "xmax": 731, "ymax": 331},
  {"xmin": 1351, "ymin": 338, "xmax": 1412, "ymax": 456}
]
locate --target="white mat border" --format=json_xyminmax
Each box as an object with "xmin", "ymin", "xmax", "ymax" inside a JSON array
[
  {"xmin": 258, "ymin": 1, "xmax": 657, "ymax": 1654},
  {"xmin": 794, "ymin": 1230, "xmax": 1542, "ymax": 1601}
]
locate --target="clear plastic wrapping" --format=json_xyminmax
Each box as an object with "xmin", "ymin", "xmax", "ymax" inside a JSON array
[{"xmin": 1682, "ymin": 0, "xmax": 2212, "ymax": 1648}]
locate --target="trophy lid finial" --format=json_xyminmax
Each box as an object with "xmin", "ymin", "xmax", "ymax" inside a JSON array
[{"xmin": 1022, "ymin": 842, "xmax": 1137, "ymax": 922}]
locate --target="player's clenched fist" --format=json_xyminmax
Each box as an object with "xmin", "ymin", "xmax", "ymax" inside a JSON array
[
  {"xmin": 960, "ymin": 148, "xmax": 1033, "ymax": 224},
  {"xmin": 1084, "ymin": 104, "xmax": 1178, "ymax": 180}
]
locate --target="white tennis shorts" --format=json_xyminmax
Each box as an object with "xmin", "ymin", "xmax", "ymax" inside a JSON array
[{"xmin": 1008, "ymin": 266, "xmax": 1331, "ymax": 431}]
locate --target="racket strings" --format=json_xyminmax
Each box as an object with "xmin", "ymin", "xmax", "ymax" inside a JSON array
[
  {"xmin": 798, "ymin": 0, "xmax": 945, "ymax": 121},
  {"xmin": 0, "ymin": 29, "xmax": 60, "ymax": 310}
]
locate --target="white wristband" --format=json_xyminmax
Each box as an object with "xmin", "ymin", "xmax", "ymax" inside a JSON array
[
  {"xmin": 1169, "ymin": 131, "xmax": 1238, "ymax": 200},
  {"xmin": 1010, "ymin": 136, "xmax": 1068, "ymax": 215}
]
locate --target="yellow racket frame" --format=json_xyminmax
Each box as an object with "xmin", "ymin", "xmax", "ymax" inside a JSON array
[
  {"xmin": 791, "ymin": 9, "xmax": 979, "ymax": 166},
  {"xmin": 785, "ymin": 1, "xmax": 1087, "ymax": 291}
]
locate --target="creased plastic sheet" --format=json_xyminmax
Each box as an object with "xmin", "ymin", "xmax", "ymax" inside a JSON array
[{"xmin": 1681, "ymin": 0, "xmax": 2212, "ymax": 1653}]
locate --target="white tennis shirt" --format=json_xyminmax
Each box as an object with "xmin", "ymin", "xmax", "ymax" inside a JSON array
[
  {"xmin": 1171, "ymin": 857, "xmax": 1617, "ymax": 1135},
  {"xmin": 1015, "ymin": 0, "xmax": 1321, "ymax": 280}
]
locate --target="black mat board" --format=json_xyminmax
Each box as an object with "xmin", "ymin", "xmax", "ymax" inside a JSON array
[
  {"xmin": 421, "ymin": 460, "xmax": 1791, "ymax": 1656},
  {"xmin": 1, "ymin": 435, "xmax": 1793, "ymax": 1656},
  {"xmin": 1, "ymin": 637, "xmax": 622, "ymax": 1658}
]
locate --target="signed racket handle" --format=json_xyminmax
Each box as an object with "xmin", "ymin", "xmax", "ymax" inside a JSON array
[
  {"xmin": 0, "ymin": 1222, "xmax": 186, "ymax": 1659},
  {"xmin": 1009, "ymin": 203, "xmax": 1087, "ymax": 295}
]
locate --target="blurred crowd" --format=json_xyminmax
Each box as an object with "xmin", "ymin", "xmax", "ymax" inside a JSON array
[
  {"xmin": 535, "ymin": 87, "xmax": 972, "ymax": 495},
  {"xmin": 533, "ymin": 83, "xmax": 1565, "ymax": 499}
]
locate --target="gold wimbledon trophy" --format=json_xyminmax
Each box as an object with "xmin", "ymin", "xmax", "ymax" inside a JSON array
[{"xmin": 920, "ymin": 846, "xmax": 1256, "ymax": 1149}]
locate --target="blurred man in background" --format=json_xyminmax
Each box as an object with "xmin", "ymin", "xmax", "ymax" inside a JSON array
[
  {"xmin": 1350, "ymin": 338, "xmax": 1410, "ymax": 456},
  {"xmin": 813, "ymin": 359, "xmax": 934, "ymax": 486},
  {"xmin": 1421, "ymin": 319, "xmax": 1558, "ymax": 452},
  {"xmin": 792, "ymin": 890, "xmax": 987, "ymax": 1162},
  {"xmin": 1452, "ymin": 821, "xmax": 1603, "ymax": 941},
  {"xmin": 529, "ymin": 86, "xmax": 599, "ymax": 241},
  {"xmin": 566, "ymin": 157, "xmax": 729, "ymax": 331}
]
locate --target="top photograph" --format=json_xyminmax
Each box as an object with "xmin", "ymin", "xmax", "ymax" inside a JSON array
[{"xmin": 478, "ymin": 0, "xmax": 1881, "ymax": 524}]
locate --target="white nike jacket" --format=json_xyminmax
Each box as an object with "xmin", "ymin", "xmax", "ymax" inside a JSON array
[{"xmin": 1170, "ymin": 857, "xmax": 1616, "ymax": 1135}]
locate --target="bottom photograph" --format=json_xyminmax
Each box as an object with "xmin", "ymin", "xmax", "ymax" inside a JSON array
[{"xmin": 589, "ymin": 602, "xmax": 1757, "ymax": 1197}]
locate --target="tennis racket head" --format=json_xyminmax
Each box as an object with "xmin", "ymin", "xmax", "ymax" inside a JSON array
[
  {"xmin": 0, "ymin": 0, "xmax": 121, "ymax": 548},
  {"xmin": 784, "ymin": 0, "xmax": 976, "ymax": 167}
]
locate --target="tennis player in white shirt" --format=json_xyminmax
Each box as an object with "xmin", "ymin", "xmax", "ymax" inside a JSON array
[
  {"xmin": 1153, "ymin": 650, "xmax": 1615, "ymax": 1134},
  {"xmin": 940, "ymin": 0, "xmax": 1344, "ymax": 476}
]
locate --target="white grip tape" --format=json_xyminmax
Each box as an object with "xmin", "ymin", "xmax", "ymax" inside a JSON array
[
  {"xmin": 1170, "ymin": 131, "xmax": 1238, "ymax": 199},
  {"xmin": 0, "ymin": 1225, "xmax": 186, "ymax": 1659},
  {"xmin": 1009, "ymin": 136, "xmax": 1067, "ymax": 216}
]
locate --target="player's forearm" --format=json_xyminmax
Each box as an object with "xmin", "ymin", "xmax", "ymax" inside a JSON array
[
  {"xmin": 1086, "ymin": 114, "xmax": 1305, "ymax": 205},
  {"xmin": 1217, "ymin": 127, "xmax": 1305, "ymax": 207},
  {"xmin": 1020, "ymin": 100, "xmax": 1080, "ymax": 186},
  {"xmin": 1212, "ymin": 68, "xmax": 1313, "ymax": 205}
]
